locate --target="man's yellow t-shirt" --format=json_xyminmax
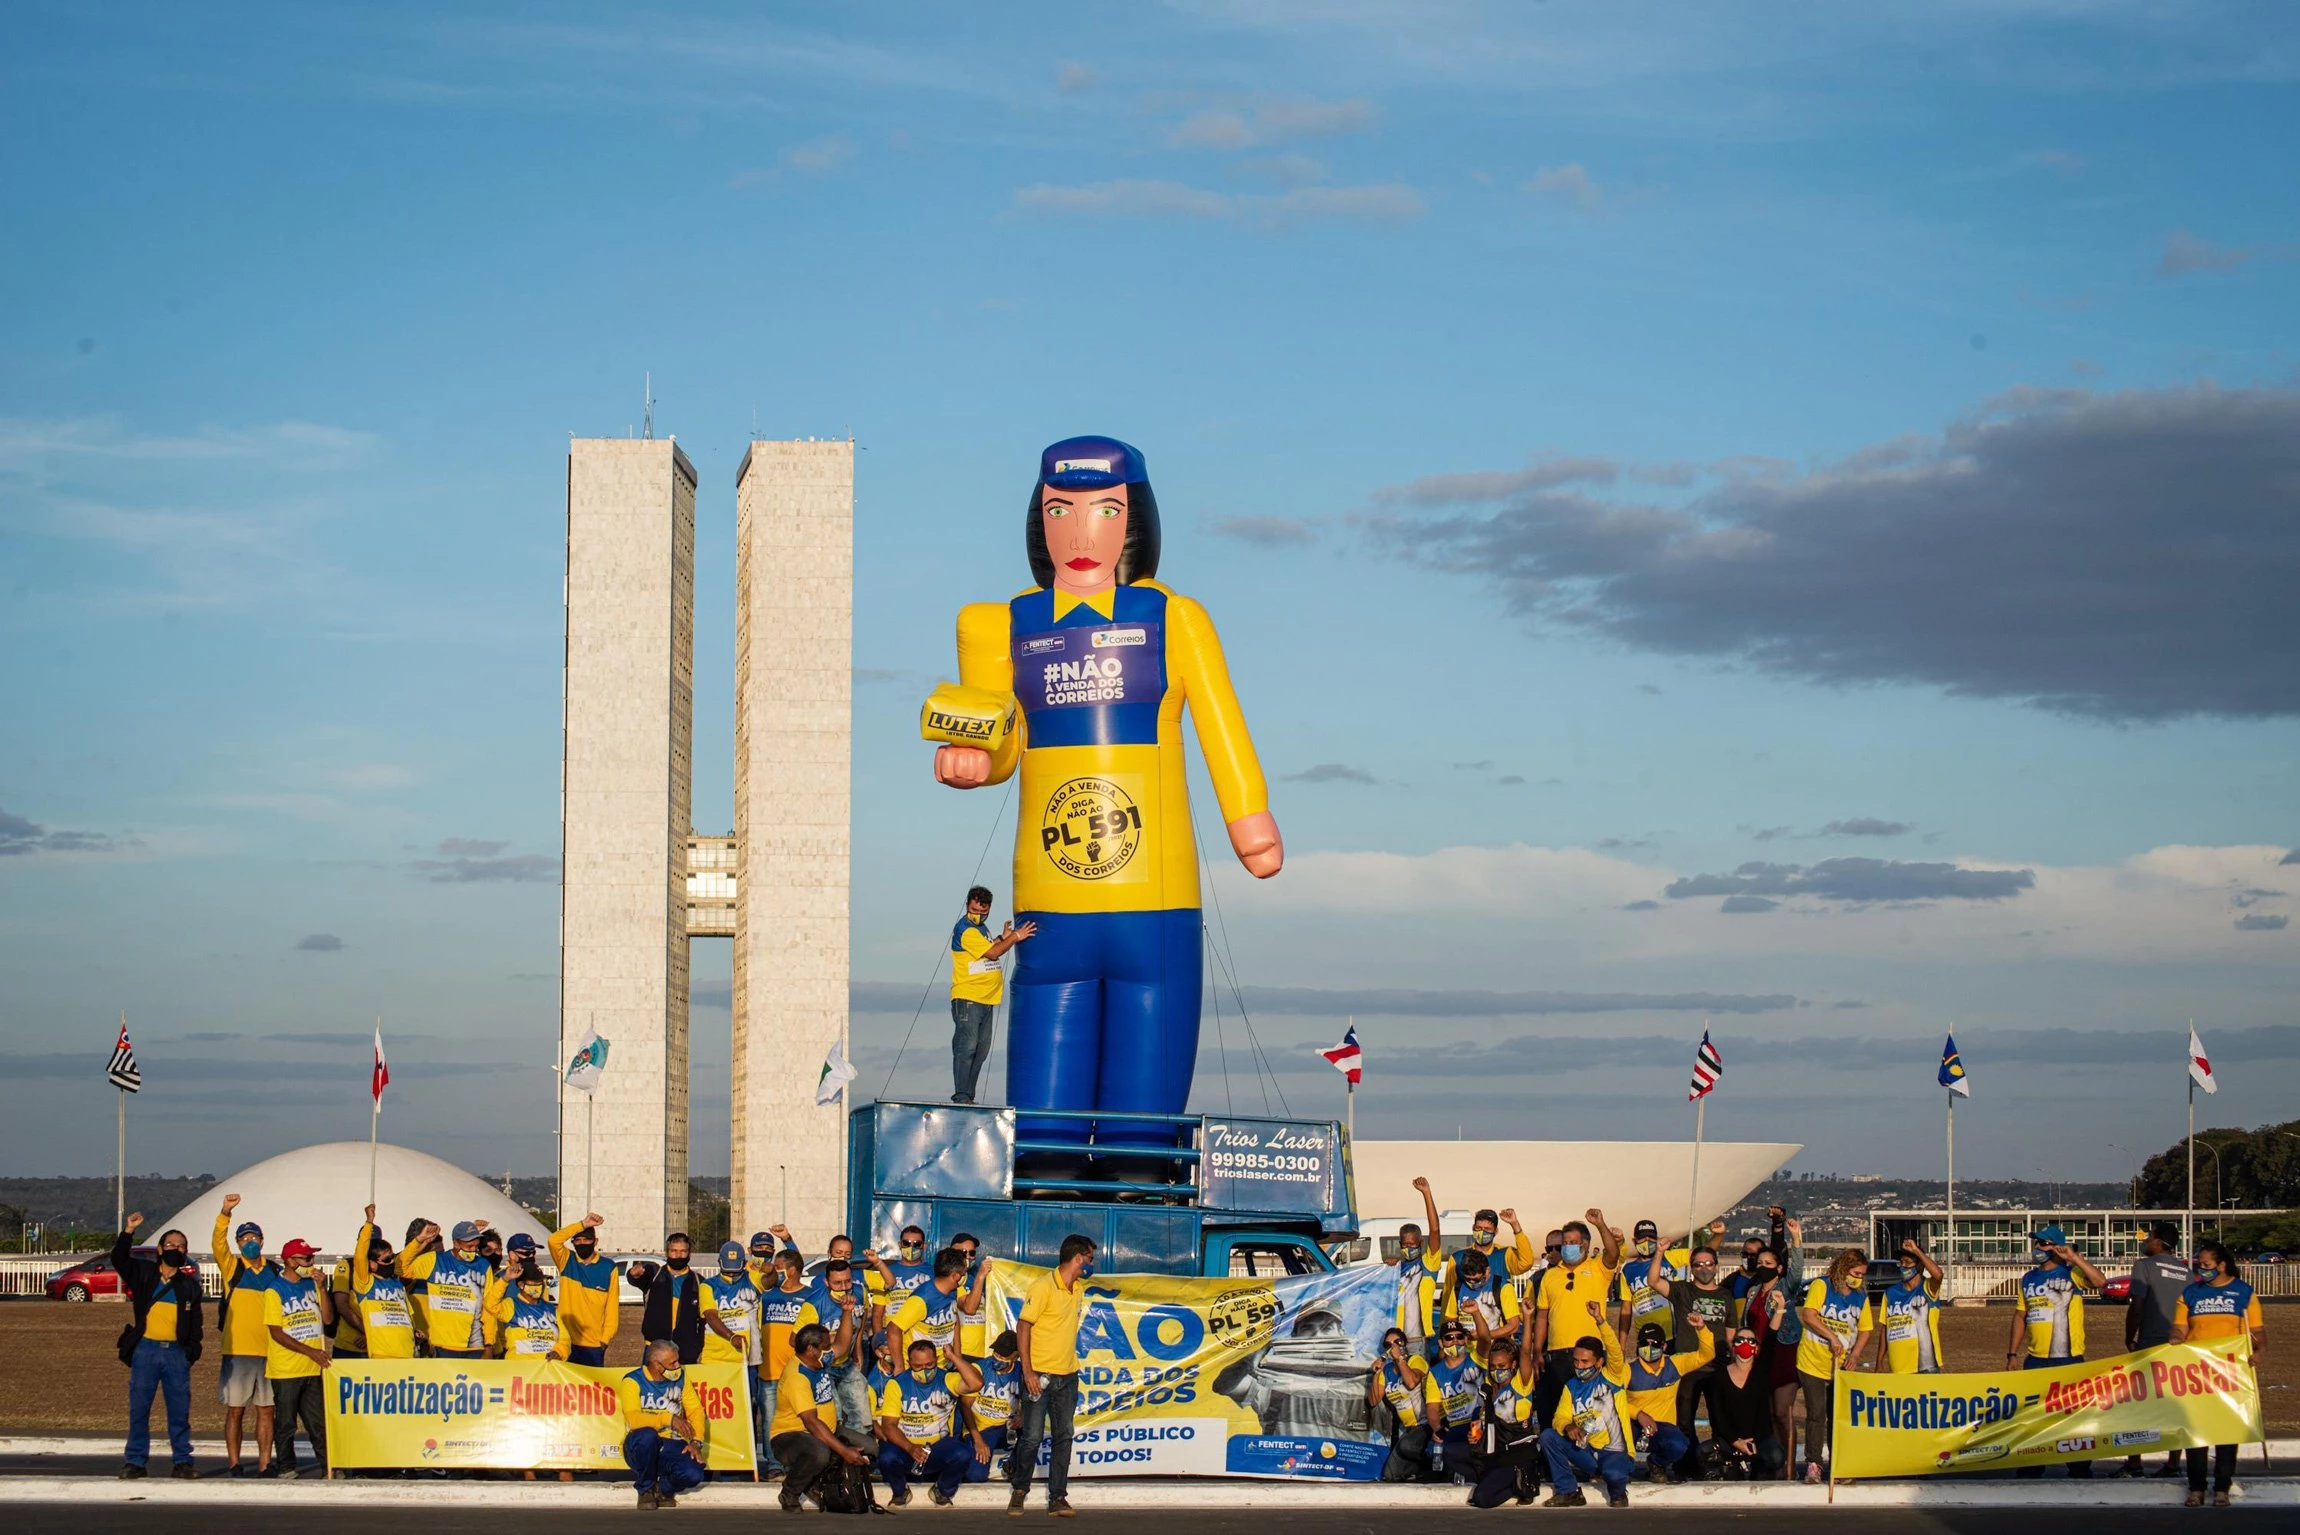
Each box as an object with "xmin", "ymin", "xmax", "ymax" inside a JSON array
[
  {"xmin": 211, "ymin": 1212, "xmax": 278, "ymax": 1358},
  {"xmin": 950, "ymin": 916, "xmax": 1003, "ymax": 1005},
  {"xmin": 143, "ymin": 1293, "xmax": 180, "ymax": 1344},
  {"xmin": 617, "ymin": 1367, "xmax": 707, "ymax": 1439},
  {"xmin": 1536, "ymin": 1254, "xmax": 1618, "ymax": 1339},
  {"xmin": 263, "ymin": 1279, "xmax": 328, "ymax": 1379},
  {"xmin": 1020, "ymin": 1272, "xmax": 1084, "ymax": 1375},
  {"xmin": 772, "ymin": 1359, "xmax": 838, "ymax": 1439}
]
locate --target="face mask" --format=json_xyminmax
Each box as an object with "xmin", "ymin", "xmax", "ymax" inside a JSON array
[
  {"xmin": 662, "ymin": 1368, "xmax": 682, "ymax": 1382},
  {"xmin": 520, "ymin": 1286, "xmax": 546, "ymax": 1303},
  {"xmin": 1743, "ymin": 1254, "xmax": 1762, "ymax": 1273},
  {"xmin": 1399, "ymin": 1243, "xmax": 1421, "ymax": 1262},
  {"xmin": 375, "ymin": 1259, "xmax": 396, "ymax": 1275},
  {"xmin": 239, "ymin": 1239, "xmax": 262, "ymax": 1259},
  {"xmin": 1639, "ymin": 1344, "xmax": 1664, "ymax": 1362},
  {"xmin": 161, "ymin": 1247, "xmax": 188, "ymax": 1263},
  {"xmin": 1575, "ymin": 1362, "xmax": 1599, "ymax": 1381},
  {"xmin": 1731, "ymin": 1341, "xmax": 1759, "ymax": 1362},
  {"xmin": 1441, "ymin": 1342, "xmax": 1467, "ymax": 1360},
  {"xmin": 901, "ymin": 1244, "xmax": 924, "ymax": 1262},
  {"xmin": 665, "ymin": 1256, "xmax": 689, "ymax": 1272},
  {"xmin": 1078, "ymin": 1262, "xmax": 1095, "ymax": 1280},
  {"xmin": 1693, "ymin": 1268, "xmax": 1716, "ymax": 1284},
  {"xmin": 1636, "ymin": 1240, "xmax": 1656, "ymax": 1257},
  {"xmin": 1471, "ymin": 1230, "xmax": 1494, "ymax": 1248},
  {"xmin": 1560, "ymin": 1244, "xmax": 1585, "ymax": 1265},
  {"xmin": 1900, "ymin": 1265, "xmax": 1920, "ymax": 1284},
  {"xmin": 912, "ymin": 1366, "xmax": 936, "ymax": 1382},
  {"xmin": 1757, "ymin": 1268, "xmax": 1778, "ymax": 1285}
]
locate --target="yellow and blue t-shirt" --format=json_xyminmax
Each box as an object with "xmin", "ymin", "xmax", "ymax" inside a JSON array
[
  {"xmin": 1624, "ymin": 1327, "xmax": 1715, "ymax": 1428},
  {"xmin": 499, "ymin": 1291, "xmax": 566, "ymax": 1358},
  {"xmin": 348, "ymin": 1227, "xmax": 417, "ymax": 1360},
  {"xmin": 1423, "ymin": 1351, "xmax": 1485, "ymax": 1429},
  {"xmin": 700, "ymin": 1273, "xmax": 763, "ymax": 1367},
  {"xmin": 1878, "ymin": 1275, "xmax": 1945, "ymax": 1373},
  {"xmin": 2017, "ymin": 1262, "xmax": 2085, "ymax": 1361},
  {"xmin": 759, "ymin": 1283, "xmax": 811, "ymax": 1378},
  {"xmin": 1797, "ymin": 1278, "xmax": 1876, "ymax": 1379},
  {"xmin": 400, "ymin": 1247, "xmax": 500, "ymax": 1353},
  {"xmin": 2176, "ymin": 1277, "xmax": 2262, "ymax": 1344},
  {"xmin": 950, "ymin": 916, "xmax": 1002, "ymax": 1005},
  {"xmin": 1552, "ymin": 1328, "xmax": 1632, "ymax": 1450},
  {"xmin": 1394, "ymin": 1245, "xmax": 1447, "ymax": 1338},
  {"xmin": 1376, "ymin": 1355, "xmax": 1428, "ymax": 1425},
  {"xmin": 210, "ymin": 1213, "xmax": 278, "ymax": 1358},
  {"xmin": 968, "ymin": 1354, "xmax": 1022, "ymax": 1431},
  {"xmin": 547, "ymin": 1221, "xmax": 623, "ymax": 1350},
  {"xmin": 878, "ymin": 1368, "xmax": 968, "ymax": 1444},
  {"xmin": 772, "ymin": 1358, "xmax": 837, "ymax": 1439},
  {"xmin": 888, "ymin": 1281, "xmax": 964, "ymax": 1356},
  {"xmin": 263, "ymin": 1275, "xmax": 328, "ymax": 1379},
  {"xmin": 1615, "ymin": 1252, "xmax": 1685, "ymax": 1338},
  {"xmin": 618, "ymin": 1367, "xmax": 706, "ymax": 1439}
]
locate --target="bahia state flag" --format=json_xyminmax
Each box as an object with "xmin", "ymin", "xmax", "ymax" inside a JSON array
[
  {"xmin": 1317, "ymin": 1025, "xmax": 1363, "ymax": 1085},
  {"xmin": 1939, "ymin": 1033, "xmax": 1971, "ymax": 1097}
]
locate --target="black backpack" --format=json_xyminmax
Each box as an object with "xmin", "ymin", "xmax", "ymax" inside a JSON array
[{"xmin": 814, "ymin": 1457, "xmax": 879, "ymax": 1515}]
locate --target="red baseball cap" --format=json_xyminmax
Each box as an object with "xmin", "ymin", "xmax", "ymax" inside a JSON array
[{"xmin": 280, "ymin": 1239, "xmax": 318, "ymax": 1260}]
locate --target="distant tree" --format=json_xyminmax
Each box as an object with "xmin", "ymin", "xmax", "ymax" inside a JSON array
[{"xmin": 2136, "ymin": 1119, "xmax": 2300, "ymax": 1212}]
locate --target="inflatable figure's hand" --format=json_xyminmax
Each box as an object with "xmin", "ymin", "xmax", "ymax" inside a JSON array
[
  {"xmin": 934, "ymin": 745, "xmax": 992, "ymax": 788},
  {"xmin": 1227, "ymin": 811, "xmax": 1284, "ymax": 878}
]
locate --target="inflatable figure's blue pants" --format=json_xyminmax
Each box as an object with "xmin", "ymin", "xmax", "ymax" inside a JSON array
[{"xmin": 1006, "ymin": 908, "xmax": 1201, "ymax": 1150}]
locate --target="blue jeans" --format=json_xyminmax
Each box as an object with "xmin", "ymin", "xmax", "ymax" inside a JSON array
[
  {"xmin": 1008, "ymin": 1372, "xmax": 1078, "ymax": 1501},
  {"xmin": 951, "ymin": 999, "xmax": 996, "ymax": 1102},
  {"xmin": 753, "ymin": 1371, "xmax": 782, "ymax": 1472},
  {"xmin": 624, "ymin": 1429, "xmax": 708, "ymax": 1497},
  {"xmin": 826, "ymin": 1360, "xmax": 871, "ymax": 1436},
  {"xmin": 125, "ymin": 1340, "xmax": 193, "ymax": 1469},
  {"xmin": 880, "ymin": 1435, "xmax": 972, "ymax": 1498},
  {"xmin": 567, "ymin": 1344, "xmax": 607, "ymax": 1368},
  {"xmin": 1542, "ymin": 1427, "xmax": 1634, "ymax": 1498},
  {"xmin": 966, "ymin": 1425, "xmax": 1009, "ymax": 1482},
  {"xmin": 1639, "ymin": 1421, "xmax": 1692, "ymax": 1479}
]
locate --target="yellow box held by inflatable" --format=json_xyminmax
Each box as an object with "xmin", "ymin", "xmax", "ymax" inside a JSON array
[
  {"xmin": 323, "ymin": 1359, "xmax": 755, "ymax": 1472},
  {"xmin": 1830, "ymin": 1339, "xmax": 2261, "ymax": 1479},
  {"xmin": 920, "ymin": 680, "xmax": 1016, "ymax": 752}
]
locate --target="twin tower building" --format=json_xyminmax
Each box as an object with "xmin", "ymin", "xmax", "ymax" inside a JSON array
[{"xmin": 559, "ymin": 437, "xmax": 852, "ymax": 1249}]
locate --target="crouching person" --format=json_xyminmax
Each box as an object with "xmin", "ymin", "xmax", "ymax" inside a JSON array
[
  {"xmin": 1469, "ymin": 1315, "xmax": 1544, "ymax": 1508},
  {"xmin": 963, "ymin": 1331, "xmax": 1024, "ymax": 1482},
  {"xmin": 618, "ymin": 1340, "xmax": 709, "ymax": 1510},
  {"xmin": 1369, "ymin": 1329, "xmax": 1433, "ymax": 1482},
  {"xmin": 772, "ymin": 1322, "xmax": 874, "ymax": 1513},
  {"xmin": 1540, "ymin": 1300, "xmax": 1637, "ymax": 1508},
  {"xmin": 877, "ymin": 1340, "xmax": 986, "ymax": 1507},
  {"xmin": 1625, "ymin": 1318, "xmax": 1715, "ymax": 1482}
]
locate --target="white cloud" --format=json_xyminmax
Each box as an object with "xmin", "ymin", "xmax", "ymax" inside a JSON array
[
  {"xmin": 1011, "ymin": 178, "xmax": 1423, "ymax": 231},
  {"xmin": 1524, "ymin": 162, "xmax": 1602, "ymax": 213},
  {"xmin": 1169, "ymin": 97, "xmax": 1376, "ymax": 150}
]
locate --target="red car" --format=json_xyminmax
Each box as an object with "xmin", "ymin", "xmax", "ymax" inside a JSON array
[
  {"xmin": 46, "ymin": 1253, "xmax": 127, "ymax": 1301},
  {"xmin": 2100, "ymin": 1274, "xmax": 2134, "ymax": 1303}
]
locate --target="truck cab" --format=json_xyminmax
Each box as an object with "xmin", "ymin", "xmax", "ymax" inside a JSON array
[{"xmin": 848, "ymin": 1101, "xmax": 1356, "ymax": 1278}]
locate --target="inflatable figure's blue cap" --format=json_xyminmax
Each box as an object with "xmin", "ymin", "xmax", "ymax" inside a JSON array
[{"xmin": 1041, "ymin": 435, "xmax": 1146, "ymax": 490}]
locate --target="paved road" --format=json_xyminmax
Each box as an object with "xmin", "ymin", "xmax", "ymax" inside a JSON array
[{"xmin": 1, "ymin": 1510, "xmax": 2289, "ymax": 1534}]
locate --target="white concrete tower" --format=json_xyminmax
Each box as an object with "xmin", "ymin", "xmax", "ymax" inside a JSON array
[
  {"xmin": 731, "ymin": 439, "xmax": 853, "ymax": 1243},
  {"xmin": 560, "ymin": 438, "xmax": 696, "ymax": 1245}
]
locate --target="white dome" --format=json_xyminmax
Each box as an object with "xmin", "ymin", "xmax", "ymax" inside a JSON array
[{"xmin": 155, "ymin": 1142, "xmax": 546, "ymax": 1258}]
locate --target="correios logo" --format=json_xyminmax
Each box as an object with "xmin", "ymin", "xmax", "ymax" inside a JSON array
[{"xmin": 1090, "ymin": 628, "xmax": 1146, "ymax": 649}]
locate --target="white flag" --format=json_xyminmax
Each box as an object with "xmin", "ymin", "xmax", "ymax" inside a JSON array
[
  {"xmin": 565, "ymin": 1030, "xmax": 610, "ymax": 1095},
  {"xmin": 816, "ymin": 1039, "xmax": 857, "ymax": 1106},
  {"xmin": 2187, "ymin": 1025, "xmax": 2217, "ymax": 1096}
]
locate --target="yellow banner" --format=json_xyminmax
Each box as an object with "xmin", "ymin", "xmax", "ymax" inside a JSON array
[
  {"xmin": 1832, "ymin": 1339, "xmax": 2261, "ymax": 1478},
  {"xmin": 323, "ymin": 1359, "xmax": 754, "ymax": 1472}
]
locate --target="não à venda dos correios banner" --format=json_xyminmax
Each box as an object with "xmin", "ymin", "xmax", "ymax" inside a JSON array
[
  {"xmin": 982, "ymin": 1258, "xmax": 1396, "ymax": 1479},
  {"xmin": 323, "ymin": 1359, "xmax": 755, "ymax": 1472},
  {"xmin": 1831, "ymin": 1338, "xmax": 2261, "ymax": 1478}
]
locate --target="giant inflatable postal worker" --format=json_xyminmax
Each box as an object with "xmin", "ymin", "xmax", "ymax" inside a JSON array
[{"xmin": 923, "ymin": 437, "xmax": 1280, "ymax": 1153}]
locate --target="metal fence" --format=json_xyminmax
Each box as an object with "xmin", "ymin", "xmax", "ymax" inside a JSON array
[{"xmin": 1943, "ymin": 1261, "xmax": 2298, "ymax": 1301}]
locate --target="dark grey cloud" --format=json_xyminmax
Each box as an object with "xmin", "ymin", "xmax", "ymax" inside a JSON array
[
  {"xmin": 1664, "ymin": 857, "xmax": 2034, "ymax": 904},
  {"xmin": 410, "ymin": 852, "xmax": 559, "ymax": 883},
  {"xmin": 1497, "ymin": 775, "xmax": 1526, "ymax": 786},
  {"xmin": 2230, "ymin": 888, "xmax": 2285, "ymax": 909},
  {"xmin": 1720, "ymin": 894, "xmax": 1779, "ymax": 913},
  {"xmin": 2235, "ymin": 913, "xmax": 2289, "ymax": 932},
  {"xmin": 1208, "ymin": 515, "xmax": 1316, "ymax": 546},
  {"xmin": 1750, "ymin": 826, "xmax": 1793, "ymax": 842},
  {"xmin": 1378, "ymin": 386, "xmax": 2300, "ymax": 721},
  {"xmin": 1283, "ymin": 763, "xmax": 1378, "ymax": 785},
  {"xmin": 435, "ymin": 837, "xmax": 507, "ymax": 857},
  {"xmin": 2157, "ymin": 231, "xmax": 2258, "ymax": 277},
  {"xmin": 1621, "ymin": 899, "xmax": 1660, "ymax": 911},
  {"xmin": 2283, "ymin": 850, "xmax": 2300, "ymax": 865},
  {"xmin": 1822, "ymin": 818, "xmax": 1911, "ymax": 838},
  {"xmin": 0, "ymin": 803, "xmax": 128, "ymax": 856},
  {"xmin": 295, "ymin": 932, "xmax": 344, "ymax": 952},
  {"xmin": 847, "ymin": 982, "xmax": 1799, "ymax": 1016},
  {"xmin": 1451, "ymin": 760, "xmax": 1495, "ymax": 772}
]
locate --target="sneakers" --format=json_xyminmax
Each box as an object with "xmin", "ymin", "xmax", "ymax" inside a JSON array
[
  {"xmin": 1608, "ymin": 1491, "xmax": 1630, "ymax": 1508},
  {"xmin": 930, "ymin": 1488, "xmax": 955, "ymax": 1507},
  {"xmin": 1803, "ymin": 1463, "xmax": 1822, "ymax": 1485},
  {"xmin": 171, "ymin": 1465, "xmax": 198, "ymax": 1480},
  {"xmin": 659, "ymin": 1495, "xmax": 678, "ymax": 1509},
  {"xmin": 1048, "ymin": 1497, "xmax": 1076, "ymax": 1517},
  {"xmin": 227, "ymin": 1462, "xmax": 250, "ymax": 1479},
  {"xmin": 1008, "ymin": 1488, "xmax": 1030, "ymax": 1517},
  {"xmin": 779, "ymin": 1490, "xmax": 805, "ymax": 1513},
  {"xmin": 891, "ymin": 1487, "xmax": 913, "ymax": 1507},
  {"xmin": 1544, "ymin": 1490, "xmax": 1587, "ymax": 1508},
  {"xmin": 638, "ymin": 1490, "xmax": 660, "ymax": 1509},
  {"xmin": 117, "ymin": 1466, "xmax": 146, "ymax": 1480}
]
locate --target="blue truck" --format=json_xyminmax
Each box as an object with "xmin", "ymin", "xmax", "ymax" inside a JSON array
[{"xmin": 847, "ymin": 1101, "xmax": 1357, "ymax": 1277}]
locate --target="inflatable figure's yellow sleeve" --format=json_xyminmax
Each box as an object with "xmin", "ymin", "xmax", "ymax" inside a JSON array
[
  {"xmin": 1162, "ymin": 591, "xmax": 1269, "ymax": 826},
  {"xmin": 955, "ymin": 600, "xmax": 1022, "ymax": 785}
]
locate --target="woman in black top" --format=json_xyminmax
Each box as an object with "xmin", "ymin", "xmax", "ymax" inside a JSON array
[{"xmin": 1707, "ymin": 1323, "xmax": 1785, "ymax": 1481}]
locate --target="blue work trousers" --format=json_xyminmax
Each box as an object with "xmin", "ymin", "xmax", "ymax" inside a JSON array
[
  {"xmin": 124, "ymin": 1340, "xmax": 194, "ymax": 1469},
  {"xmin": 965, "ymin": 1424, "xmax": 1009, "ymax": 1481},
  {"xmin": 1639, "ymin": 1421, "xmax": 1693, "ymax": 1480},
  {"xmin": 624, "ymin": 1429, "xmax": 708, "ymax": 1497},
  {"xmin": 1542, "ymin": 1427, "xmax": 1634, "ymax": 1498},
  {"xmin": 1008, "ymin": 909, "xmax": 1200, "ymax": 1147},
  {"xmin": 880, "ymin": 1435, "xmax": 972, "ymax": 1499}
]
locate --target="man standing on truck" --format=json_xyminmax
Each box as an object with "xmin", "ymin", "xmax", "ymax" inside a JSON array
[
  {"xmin": 1009, "ymin": 1233, "xmax": 1095, "ymax": 1517},
  {"xmin": 950, "ymin": 885, "xmax": 1037, "ymax": 1105}
]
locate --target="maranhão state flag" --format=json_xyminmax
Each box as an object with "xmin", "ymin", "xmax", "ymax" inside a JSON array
[
  {"xmin": 1317, "ymin": 1026, "xmax": 1363, "ymax": 1085},
  {"xmin": 2188, "ymin": 1025, "xmax": 2217, "ymax": 1096},
  {"xmin": 371, "ymin": 1022, "xmax": 390, "ymax": 1102}
]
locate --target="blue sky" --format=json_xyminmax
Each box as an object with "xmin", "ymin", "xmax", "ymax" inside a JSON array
[{"xmin": 3, "ymin": 1, "xmax": 2296, "ymax": 1190}]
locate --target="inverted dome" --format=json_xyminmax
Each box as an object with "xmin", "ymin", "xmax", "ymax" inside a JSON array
[{"xmin": 156, "ymin": 1141, "xmax": 544, "ymax": 1258}]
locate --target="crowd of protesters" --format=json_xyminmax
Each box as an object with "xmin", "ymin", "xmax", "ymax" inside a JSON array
[
  {"xmin": 104, "ymin": 1185, "xmax": 2263, "ymax": 1511},
  {"xmin": 1362, "ymin": 1180, "xmax": 2268, "ymax": 1507}
]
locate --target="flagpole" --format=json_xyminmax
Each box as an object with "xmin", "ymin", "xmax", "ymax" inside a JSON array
[
  {"xmin": 2185, "ymin": 1044, "xmax": 2195, "ymax": 1258},
  {"xmin": 116, "ymin": 1088, "xmax": 126, "ymax": 1234},
  {"xmin": 368, "ymin": 1018, "xmax": 382, "ymax": 1210},
  {"xmin": 1945, "ymin": 1089, "xmax": 1956, "ymax": 1274},
  {"xmin": 1345, "ymin": 1015, "xmax": 1355, "ymax": 1145}
]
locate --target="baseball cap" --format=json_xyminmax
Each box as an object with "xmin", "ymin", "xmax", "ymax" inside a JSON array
[
  {"xmin": 1633, "ymin": 1219, "xmax": 1660, "ymax": 1239},
  {"xmin": 1636, "ymin": 1321, "xmax": 1668, "ymax": 1349},
  {"xmin": 2033, "ymin": 1224, "xmax": 2066, "ymax": 1247},
  {"xmin": 451, "ymin": 1220, "xmax": 486, "ymax": 1244},
  {"xmin": 234, "ymin": 1221, "xmax": 262, "ymax": 1241},
  {"xmin": 749, "ymin": 1230, "xmax": 776, "ymax": 1251},
  {"xmin": 281, "ymin": 1239, "xmax": 317, "ymax": 1260},
  {"xmin": 506, "ymin": 1233, "xmax": 539, "ymax": 1255},
  {"xmin": 1040, "ymin": 435, "xmax": 1145, "ymax": 491},
  {"xmin": 719, "ymin": 1241, "xmax": 747, "ymax": 1274}
]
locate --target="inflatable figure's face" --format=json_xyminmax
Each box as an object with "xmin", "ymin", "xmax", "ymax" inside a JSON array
[{"xmin": 1040, "ymin": 483, "xmax": 1129, "ymax": 597}]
